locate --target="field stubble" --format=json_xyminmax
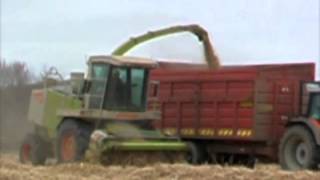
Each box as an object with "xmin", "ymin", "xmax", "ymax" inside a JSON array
[{"xmin": 1, "ymin": 153, "xmax": 320, "ymax": 180}]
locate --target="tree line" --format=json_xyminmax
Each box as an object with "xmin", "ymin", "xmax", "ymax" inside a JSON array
[{"xmin": 0, "ymin": 59, "xmax": 37, "ymax": 88}]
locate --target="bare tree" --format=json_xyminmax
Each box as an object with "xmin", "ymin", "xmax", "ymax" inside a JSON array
[{"xmin": 0, "ymin": 59, "xmax": 36, "ymax": 88}]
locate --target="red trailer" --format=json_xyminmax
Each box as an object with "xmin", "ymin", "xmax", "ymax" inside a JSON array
[{"xmin": 148, "ymin": 62, "xmax": 320, "ymax": 170}]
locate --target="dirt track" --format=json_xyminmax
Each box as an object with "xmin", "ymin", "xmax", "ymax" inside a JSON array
[{"xmin": 1, "ymin": 154, "xmax": 320, "ymax": 180}]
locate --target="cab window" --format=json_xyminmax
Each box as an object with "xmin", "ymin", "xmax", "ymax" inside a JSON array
[
  {"xmin": 131, "ymin": 68, "xmax": 146, "ymax": 109},
  {"xmin": 89, "ymin": 63, "xmax": 110, "ymax": 108},
  {"xmin": 310, "ymin": 94, "xmax": 320, "ymax": 119},
  {"xmin": 105, "ymin": 67, "xmax": 128, "ymax": 109}
]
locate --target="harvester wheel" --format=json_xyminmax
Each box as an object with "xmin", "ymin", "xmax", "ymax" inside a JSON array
[
  {"xmin": 57, "ymin": 120, "xmax": 92, "ymax": 163},
  {"xmin": 185, "ymin": 142, "xmax": 206, "ymax": 165},
  {"xmin": 19, "ymin": 134, "xmax": 47, "ymax": 165},
  {"xmin": 279, "ymin": 126, "xmax": 319, "ymax": 170}
]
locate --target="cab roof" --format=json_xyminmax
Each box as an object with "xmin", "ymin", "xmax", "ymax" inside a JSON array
[
  {"xmin": 88, "ymin": 55, "xmax": 158, "ymax": 68},
  {"xmin": 305, "ymin": 82, "xmax": 320, "ymax": 93}
]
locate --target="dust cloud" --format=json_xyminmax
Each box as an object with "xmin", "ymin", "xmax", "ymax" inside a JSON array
[{"xmin": 0, "ymin": 85, "xmax": 35, "ymax": 153}]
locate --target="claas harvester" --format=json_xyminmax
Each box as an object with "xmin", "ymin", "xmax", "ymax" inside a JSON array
[{"xmin": 20, "ymin": 56, "xmax": 190, "ymax": 164}]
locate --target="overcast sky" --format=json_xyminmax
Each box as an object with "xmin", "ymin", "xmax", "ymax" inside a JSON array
[{"xmin": 1, "ymin": 0, "xmax": 319, "ymax": 78}]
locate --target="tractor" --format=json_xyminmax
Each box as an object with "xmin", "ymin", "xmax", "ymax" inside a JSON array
[{"xmin": 278, "ymin": 81, "xmax": 320, "ymax": 170}]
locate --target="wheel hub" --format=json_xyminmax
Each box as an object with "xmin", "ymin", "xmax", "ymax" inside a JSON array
[
  {"xmin": 61, "ymin": 133, "xmax": 76, "ymax": 161},
  {"xmin": 22, "ymin": 144, "xmax": 31, "ymax": 163},
  {"xmin": 295, "ymin": 142, "xmax": 308, "ymax": 165}
]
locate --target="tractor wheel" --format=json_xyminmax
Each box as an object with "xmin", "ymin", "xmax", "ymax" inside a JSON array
[
  {"xmin": 19, "ymin": 134, "xmax": 47, "ymax": 165},
  {"xmin": 279, "ymin": 126, "xmax": 319, "ymax": 170},
  {"xmin": 56, "ymin": 120, "xmax": 92, "ymax": 163},
  {"xmin": 185, "ymin": 142, "xmax": 207, "ymax": 165}
]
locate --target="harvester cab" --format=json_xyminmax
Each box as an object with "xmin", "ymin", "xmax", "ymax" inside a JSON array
[
  {"xmin": 61, "ymin": 55, "xmax": 163, "ymax": 137},
  {"xmin": 81, "ymin": 55, "xmax": 157, "ymax": 112}
]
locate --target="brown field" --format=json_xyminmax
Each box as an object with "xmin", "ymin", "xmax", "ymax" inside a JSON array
[{"xmin": 1, "ymin": 153, "xmax": 320, "ymax": 180}]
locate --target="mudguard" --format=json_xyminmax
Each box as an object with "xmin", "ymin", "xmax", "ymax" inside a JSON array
[{"xmin": 288, "ymin": 117, "xmax": 320, "ymax": 146}]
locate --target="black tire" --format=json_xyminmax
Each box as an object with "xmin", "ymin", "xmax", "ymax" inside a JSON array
[
  {"xmin": 19, "ymin": 134, "xmax": 47, "ymax": 165},
  {"xmin": 185, "ymin": 142, "xmax": 207, "ymax": 165},
  {"xmin": 243, "ymin": 156, "xmax": 256, "ymax": 169},
  {"xmin": 235, "ymin": 154, "xmax": 256, "ymax": 168},
  {"xmin": 279, "ymin": 126, "xmax": 319, "ymax": 170},
  {"xmin": 56, "ymin": 119, "xmax": 93, "ymax": 163}
]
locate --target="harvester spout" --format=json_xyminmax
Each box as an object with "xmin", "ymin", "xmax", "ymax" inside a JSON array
[{"xmin": 112, "ymin": 24, "xmax": 220, "ymax": 70}]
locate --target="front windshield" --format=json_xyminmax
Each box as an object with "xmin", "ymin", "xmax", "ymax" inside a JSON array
[{"xmin": 103, "ymin": 67, "xmax": 147, "ymax": 111}]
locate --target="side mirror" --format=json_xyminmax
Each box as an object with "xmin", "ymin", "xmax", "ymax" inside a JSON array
[{"xmin": 70, "ymin": 72, "xmax": 84, "ymax": 95}]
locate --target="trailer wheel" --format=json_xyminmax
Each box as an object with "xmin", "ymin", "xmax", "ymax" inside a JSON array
[
  {"xmin": 235, "ymin": 154, "xmax": 256, "ymax": 168},
  {"xmin": 279, "ymin": 126, "xmax": 319, "ymax": 170},
  {"xmin": 19, "ymin": 134, "xmax": 47, "ymax": 165},
  {"xmin": 185, "ymin": 142, "xmax": 206, "ymax": 165},
  {"xmin": 57, "ymin": 120, "xmax": 92, "ymax": 163}
]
